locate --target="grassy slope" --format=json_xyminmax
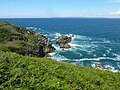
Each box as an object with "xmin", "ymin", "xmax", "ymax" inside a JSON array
[
  {"xmin": 0, "ymin": 52, "xmax": 120, "ymax": 90},
  {"xmin": 0, "ymin": 20, "xmax": 42, "ymax": 55}
]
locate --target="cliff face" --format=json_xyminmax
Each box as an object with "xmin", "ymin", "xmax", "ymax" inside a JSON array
[
  {"xmin": 0, "ymin": 20, "xmax": 55, "ymax": 57},
  {"xmin": 27, "ymin": 35, "xmax": 55, "ymax": 57}
]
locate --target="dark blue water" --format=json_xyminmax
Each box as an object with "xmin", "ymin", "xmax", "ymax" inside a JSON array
[{"xmin": 1, "ymin": 18, "xmax": 120, "ymax": 72}]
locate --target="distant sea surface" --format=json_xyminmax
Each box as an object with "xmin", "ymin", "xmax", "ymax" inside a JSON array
[{"xmin": 1, "ymin": 18, "xmax": 120, "ymax": 72}]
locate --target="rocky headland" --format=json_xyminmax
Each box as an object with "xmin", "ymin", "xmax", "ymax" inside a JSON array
[{"xmin": 0, "ymin": 20, "xmax": 55, "ymax": 57}]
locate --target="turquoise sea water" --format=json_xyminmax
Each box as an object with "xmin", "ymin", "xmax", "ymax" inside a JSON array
[{"xmin": 1, "ymin": 18, "xmax": 120, "ymax": 72}]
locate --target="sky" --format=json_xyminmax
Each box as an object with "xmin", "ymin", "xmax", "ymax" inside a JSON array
[{"xmin": 0, "ymin": 0, "xmax": 120, "ymax": 18}]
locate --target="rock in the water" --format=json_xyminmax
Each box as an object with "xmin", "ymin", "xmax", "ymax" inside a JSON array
[
  {"xmin": 59, "ymin": 43, "xmax": 71, "ymax": 48},
  {"xmin": 56, "ymin": 34, "xmax": 73, "ymax": 49}
]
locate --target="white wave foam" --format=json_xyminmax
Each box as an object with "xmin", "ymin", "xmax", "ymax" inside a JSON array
[
  {"xmin": 104, "ymin": 65, "xmax": 119, "ymax": 72},
  {"xmin": 74, "ymin": 35, "xmax": 92, "ymax": 40},
  {"xmin": 103, "ymin": 54, "xmax": 107, "ymax": 57},
  {"xmin": 69, "ymin": 43, "xmax": 80, "ymax": 47},
  {"xmin": 112, "ymin": 53, "xmax": 120, "ymax": 61},
  {"xmin": 103, "ymin": 40, "xmax": 111, "ymax": 44},
  {"xmin": 54, "ymin": 33, "xmax": 61, "ymax": 38},
  {"xmin": 117, "ymin": 62, "xmax": 120, "ymax": 68},
  {"xmin": 73, "ymin": 57, "xmax": 118, "ymax": 62},
  {"xmin": 38, "ymin": 28, "xmax": 41, "ymax": 30},
  {"xmin": 49, "ymin": 52, "xmax": 56, "ymax": 56},
  {"xmin": 115, "ymin": 54, "xmax": 120, "ymax": 61},
  {"xmin": 106, "ymin": 48, "xmax": 112, "ymax": 54},
  {"xmin": 91, "ymin": 62, "xmax": 99, "ymax": 68},
  {"xmin": 51, "ymin": 54, "xmax": 69, "ymax": 61},
  {"xmin": 52, "ymin": 44, "xmax": 61, "ymax": 51},
  {"xmin": 74, "ymin": 58, "xmax": 100, "ymax": 61},
  {"xmin": 92, "ymin": 40, "xmax": 111, "ymax": 44},
  {"xmin": 26, "ymin": 27, "xmax": 34, "ymax": 29},
  {"xmin": 72, "ymin": 36, "xmax": 75, "ymax": 40},
  {"xmin": 51, "ymin": 39, "xmax": 56, "ymax": 41}
]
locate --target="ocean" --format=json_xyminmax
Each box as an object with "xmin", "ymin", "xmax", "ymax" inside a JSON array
[{"xmin": 1, "ymin": 18, "xmax": 120, "ymax": 72}]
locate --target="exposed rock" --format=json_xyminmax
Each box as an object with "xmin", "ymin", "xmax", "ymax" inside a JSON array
[
  {"xmin": 28, "ymin": 46, "xmax": 45, "ymax": 57},
  {"xmin": 9, "ymin": 34, "xmax": 28, "ymax": 41},
  {"xmin": 27, "ymin": 35, "xmax": 55, "ymax": 57},
  {"xmin": 56, "ymin": 34, "xmax": 73, "ymax": 49},
  {"xmin": 95, "ymin": 62, "xmax": 101, "ymax": 68},
  {"xmin": 59, "ymin": 43, "xmax": 71, "ymax": 48},
  {"xmin": 37, "ymin": 35, "xmax": 55, "ymax": 53}
]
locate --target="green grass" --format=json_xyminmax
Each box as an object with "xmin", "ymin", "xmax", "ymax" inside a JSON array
[{"xmin": 0, "ymin": 51, "xmax": 120, "ymax": 90}]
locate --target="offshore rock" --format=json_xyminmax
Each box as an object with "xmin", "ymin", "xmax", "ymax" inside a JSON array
[{"xmin": 56, "ymin": 34, "xmax": 73, "ymax": 49}]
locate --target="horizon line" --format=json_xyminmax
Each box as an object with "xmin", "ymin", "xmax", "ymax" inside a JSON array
[
  {"xmin": 0, "ymin": 17, "xmax": 120, "ymax": 19},
  {"xmin": 0, "ymin": 16, "xmax": 120, "ymax": 19}
]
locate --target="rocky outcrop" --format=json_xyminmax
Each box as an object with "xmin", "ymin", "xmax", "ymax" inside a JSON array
[
  {"xmin": 56, "ymin": 34, "xmax": 73, "ymax": 49},
  {"xmin": 27, "ymin": 35, "xmax": 55, "ymax": 57}
]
